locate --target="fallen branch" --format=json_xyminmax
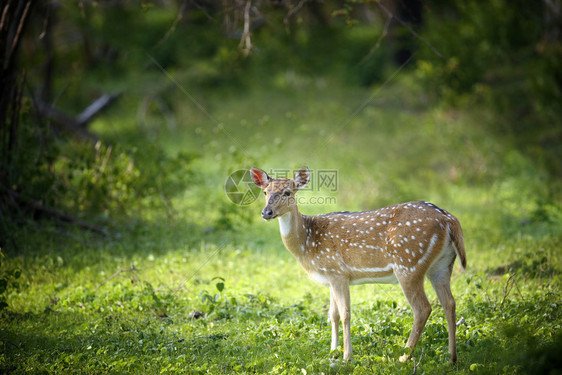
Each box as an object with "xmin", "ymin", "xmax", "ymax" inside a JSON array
[
  {"xmin": 456, "ymin": 316, "xmax": 467, "ymax": 328},
  {"xmin": 30, "ymin": 225, "xmax": 94, "ymax": 246},
  {"xmin": 6, "ymin": 188, "xmax": 108, "ymax": 235},
  {"xmin": 33, "ymin": 92, "xmax": 121, "ymax": 140},
  {"xmin": 76, "ymin": 93, "xmax": 121, "ymax": 126},
  {"xmin": 95, "ymin": 264, "xmax": 138, "ymax": 292},
  {"xmin": 412, "ymin": 348, "xmax": 424, "ymax": 375},
  {"xmin": 33, "ymin": 99, "xmax": 96, "ymax": 140}
]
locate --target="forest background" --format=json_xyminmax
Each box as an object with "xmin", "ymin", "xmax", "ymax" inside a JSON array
[{"xmin": 0, "ymin": 1, "xmax": 561, "ymax": 373}]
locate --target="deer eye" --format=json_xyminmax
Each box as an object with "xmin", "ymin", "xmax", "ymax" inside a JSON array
[{"xmin": 283, "ymin": 190, "xmax": 291, "ymax": 197}]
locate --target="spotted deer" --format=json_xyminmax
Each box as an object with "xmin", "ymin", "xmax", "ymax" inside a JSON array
[{"xmin": 250, "ymin": 166, "xmax": 466, "ymax": 363}]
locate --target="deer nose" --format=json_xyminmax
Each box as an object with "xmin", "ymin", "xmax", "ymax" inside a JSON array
[{"xmin": 262, "ymin": 207, "xmax": 274, "ymax": 220}]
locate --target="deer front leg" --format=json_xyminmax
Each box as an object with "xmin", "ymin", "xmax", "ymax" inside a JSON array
[
  {"xmin": 329, "ymin": 287, "xmax": 340, "ymax": 351},
  {"xmin": 331, "ymin": 280, "xmax": 352, "ymax": 362}
]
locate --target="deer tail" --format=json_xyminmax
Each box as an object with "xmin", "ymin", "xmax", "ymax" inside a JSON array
[{"xmin": 449, "ymin": 218, "xmax": 467, "ymax": 271}]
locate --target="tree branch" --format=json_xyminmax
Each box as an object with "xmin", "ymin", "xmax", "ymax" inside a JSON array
[
  {"xmin": 284, "ymin": 0, "xmax": 308, "ymax": 26},
  {"xmin": 6, "ymin": 188, "xmax": 108, "ymax": 236},
  {"xmin": 33, "ymin": 92, "xmax": 121, "ymax": 141},
  {"xmin": 95, "ymin": 265, "xmax": 138, "ymax": 292},
  {"xmin": 76, "ymin": 93, "xmax": 121, "ymax": 127},
  {"xmin": 239, "ymin": 0, "xmax": 253, "ymax": 55},
  {"xmin": 33, "ymin": 98, "xmax": 97, "ymax": 140},
  {"xmin": 375, "ymin": 1, "xmax": 445, "ymax": 60},
  {"xmin": 358, "ymin": 11, "xmax": 392, "ymax": 66}
]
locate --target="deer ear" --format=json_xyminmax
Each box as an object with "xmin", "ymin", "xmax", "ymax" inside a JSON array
[
  {"xmin": 250, "ymin": 167, "xmax": 271, "ymax": 188},
  {"xmin": 294, "ymin": 166, "xmax": 310, "ymax": 190}
]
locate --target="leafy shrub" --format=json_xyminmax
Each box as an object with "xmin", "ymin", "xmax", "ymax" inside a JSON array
[
  {"xmin": 414, "ymin": 0, "xmax": 562, "ymax": 180},
  {"xmin": 0, "ymin": 250, "xmax": 21, "ymax": 311},
  {"xmin": 1, "ymin": 101, "xmax": 197, "ymax": 242},
  {"xmin": 417, "ymin": 0, "xmax": 554, "ymax": 96}
]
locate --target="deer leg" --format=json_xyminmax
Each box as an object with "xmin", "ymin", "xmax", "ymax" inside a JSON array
[
  {"xmin": 331, "ymin": 280, "xmax": 352, "ymax": 361},
  {"xmin": 329, "ymin": 287, "xmax": 340, "ymax": 351},
  {"xmin": 399, "ymin": 278, "xmax": 431, "ymax": 363},
  {"xmin": 430, "ymin": 264, "xmax": 458, "ymax": 363}
]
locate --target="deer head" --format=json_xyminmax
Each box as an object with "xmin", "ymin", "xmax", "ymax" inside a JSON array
[{"xmin": 250, "ymin": 166, "xmax": 310, "ymax": 220}]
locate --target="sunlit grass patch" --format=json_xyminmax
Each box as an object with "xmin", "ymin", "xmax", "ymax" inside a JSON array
[{"xmin": 2, "ymin": 73, "xmax": 561, "ymax": 374}]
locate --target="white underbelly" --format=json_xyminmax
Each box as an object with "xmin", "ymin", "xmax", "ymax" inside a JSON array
[
  {"xmin": 309, "ymin": 271, "xmax": 331, "ymax": 286},
  {"xmin": 308, "ymin": 271, "xmax": 399, "ymax": 286},
  {"xmin": 350, "ymin": 273, "xmax": 398, "ymax": 285}
]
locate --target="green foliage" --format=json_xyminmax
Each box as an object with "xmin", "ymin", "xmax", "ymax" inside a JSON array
[
  {"xmin": 415, "ymin": 0, "xmax": 562, "ymax": 176},
  {"xmin": 0, "ymin": 250, "xmax": 21, "ymax": 311},
  {"xmin": 1, "ymin": 98, "xmax": 197, "ymax": 241},
  {"xmin": 52, "ymin": 141, "xmax": 141, "ymax": 218},
  {"xmin": 417, "ymin": 0, "xmax": 555, "ymax": 96},
  {"xmin": 2, "ymin": 1, "xmax": 560, "ymax": 373}
]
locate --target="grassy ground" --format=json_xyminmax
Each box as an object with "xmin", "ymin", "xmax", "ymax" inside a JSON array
[{"xmin": 1, "ymin": 71, "xmax": 561, "ymax": 374}]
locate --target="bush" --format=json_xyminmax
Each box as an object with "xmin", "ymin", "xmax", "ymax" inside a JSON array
[
  {"xmin": 0, "ymin": 101, "xmax": 197, "ymax": 242},
  {"xmin": 415, "ymin": 0, "xmax": 561, "ymax": 177}
]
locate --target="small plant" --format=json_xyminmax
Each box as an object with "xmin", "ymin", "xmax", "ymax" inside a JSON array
[
  {"xmin": 199, "ymin": 277, "xmax": 235, "ymax": 319},
  {"xmin": 0, "ymin": 249, "xmax": 21, "ymax": 311}
]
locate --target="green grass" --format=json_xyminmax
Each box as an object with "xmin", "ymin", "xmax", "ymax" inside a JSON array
[{"xmin": 1, "ymin": 72, "xmax": 561, "ymax": 374}]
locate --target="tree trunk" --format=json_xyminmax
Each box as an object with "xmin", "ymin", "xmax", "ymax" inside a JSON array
[{"xmin": 0, "ymin": 0, "xmax": 33, "ymax": 187}]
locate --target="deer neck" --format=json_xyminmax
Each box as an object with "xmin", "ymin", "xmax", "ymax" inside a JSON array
[{"xmin": 278, "ymin": 205, "xmax": 307, "ymax": 259}]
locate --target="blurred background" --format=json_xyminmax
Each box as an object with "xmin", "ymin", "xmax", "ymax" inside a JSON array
[
  {"xmin": 1, "ymin": 0, "xmax": 561, "ymax": 236},
  {"xmin": 1, "ymin": 1, "xmax": 562, "ymax": 373}
]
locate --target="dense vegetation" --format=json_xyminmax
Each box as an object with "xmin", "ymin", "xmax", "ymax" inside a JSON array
[{"xmin": 1, "ymin": 1, "xmax": 560, "ymax": 373}]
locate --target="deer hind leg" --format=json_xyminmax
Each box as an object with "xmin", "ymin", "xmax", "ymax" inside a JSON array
[
  {"xmin": 329, "ymin": 287, "xmax": 340, "ymax": 351},
  {"xmin": 330, "ymin": 280, "xmax": 352, "ymax": 362},
  {"xmin": 398, "ymin": 277, "xmax": 432, "ymax": 363},
  {"xmin": 429, "ymin": 261, "xmax": 458, "ymax": 363}
]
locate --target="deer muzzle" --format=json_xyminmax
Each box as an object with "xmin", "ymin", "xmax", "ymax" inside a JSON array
[{"xmin": 261, "ymin": 207, "xmax": 276, "ymax": 220}]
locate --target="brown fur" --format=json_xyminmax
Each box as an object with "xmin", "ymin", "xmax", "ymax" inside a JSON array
[{"xmin": 250, "ymin": 167, "xmax": 466, "ymax": 363}]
